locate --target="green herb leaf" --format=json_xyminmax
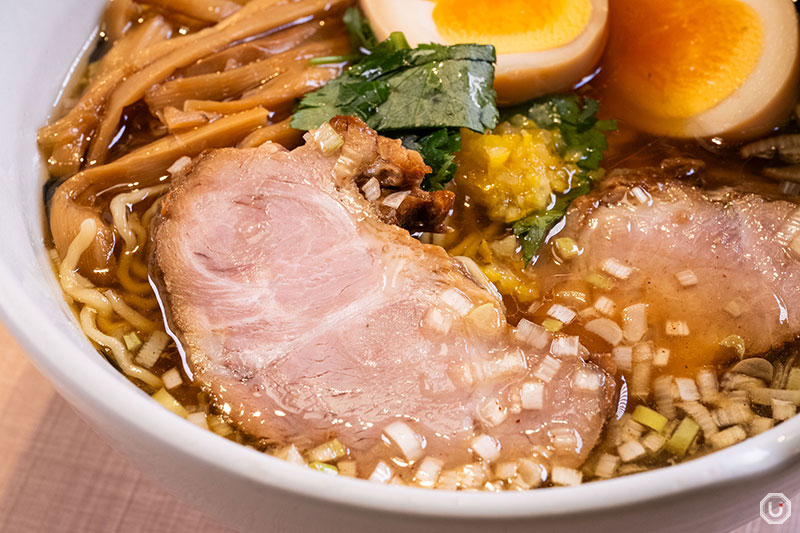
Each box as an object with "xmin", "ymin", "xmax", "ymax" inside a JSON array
[
  {"xmin": 501, "ymin": 94, "xmax": 617, "ymax": 171},
  {"xmin": 292, "ymin": 42, "xmax": 497, "ymax": 133},
  {"xmin": 509, "ymin": 94, "xmax": 616, "ymax": 263},
  {"xmin": 291, "ymin": 34, "xmax": 409, "ymax": 130},
  {"xmin": 397, "ymin": 128, "xmax": 461, "ymax": 190},
  {"xmin": 307, "ymin": 54, "xmax": 362, "ymax": 66},
  {"xmin": 343, "ymin": 6, "xmax": 378, "ymax": 52},
  {"xmin": 513, "ymin": 174, "xmax": 592, "ymax": 263},
  {"xmin": 366, "ymin": 44, "xmax": 497, "ymax": 132}
]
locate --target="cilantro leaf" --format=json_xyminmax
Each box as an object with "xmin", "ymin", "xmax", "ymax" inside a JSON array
[
  {"xmin": 501, "ymin": 94, "xmax": 616, "ymax": 171},
  {"xmin": 365, "ymin": 44, "xmax": 497, "ymax": 132},
  {"xmin": 513, "ymin": 175, "xmax": 592, "ymax": 262},
  {"xmin": 343, "ymin": 6, "xmax": 378, "ymax": 53},
  {"xmin": 509, "ymin": 94, "xmax": 616, "ymax": 263},
  {"xmin": 397, "ymin": 128, "xmax": 461, "ymax": 190},
  {"xmin": 291, "ymin": 33, "xmax": 409, "ymax": 129},
  {"xmin": 292, "ymin": 41, "xmax": 497, "ymax": 133}
]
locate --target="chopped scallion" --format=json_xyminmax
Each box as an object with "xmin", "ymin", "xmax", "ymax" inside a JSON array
[
  {"xmin": 674, "ymin": 269, "xmax": 698, "ymax": 287},
  {"xmin": 207, "ymin": 415, "xmax": 233, "ymax": 437},
  {"xmin": 665, "ymin": 417, "xmax": 700, "ymax": 456},
  {"xmin": 772, "ymin": 398, "xmax": 796, "ymax": 421},
  {"xmin": 471, "ymin": 434, "xmax": 501, "ymax": 462},
  {"xmin": 632, "ymin": 405, "xmax": 668, "ymax": 432},
  {"xmin": 641, "ymin": 431, "xmax": 667, "ymax": 453},
  {"xmin": 186, "ymin": 412, "xmax": 209, "ymax": 430},
  {"xmin": 547, "ymin": 304, "xmax": 576, "ymax": 324},
  {"xmin": 338, "ymin": 460, "xmax": 358, "ymax": 477},
  {"xmin": 551, "ymin": 465, "xmax": 582, "ymax": 486},
  {"xmin": 309, "ymin": 462, "xmax": 339, "ymax": 475},
  {"xmin": 617, "ymin": 439, "xmax": 646, "ymax": 463},
  {"xmin": 275, "ymin": 444, "xmax": 305, "ymax": 466},
  {"xmin": 308, "ymin": 438, "xmax": 347, "ymax": 463},
  {"xmin": 708, "ymin": 425, "xmax": 747, "ymax": 450},
  {"xmin": 542, "ymin": 318, "xmax": 563, "ymax": 332},
  {"xmin": 653, "ymin": 376, "xmax": 676, "ymax": 418},
  {"xmin": 665, "ymin": 320, "xmax": 690, "ymax": 337},
  {"xmin": 712, "ymin": 404, "xmax": 754, "ymax": 427},
  {"xmin": 123, "ymin": 331, "xmax": 142, "ymax": 352},
  {"xmin": 601, "ymin": 258, "xmax": 633, "ymax": 280},
  {"xmin": 594, "ymin": 453, "xmax": 619, "ymax": 479},
  {"xmin": 593, "ymin": 295, "xmax": 617, "ymax": 317},
  {"xmin": 584, "ymin": 317, "xmax": 623, "ymax": 346},
  {"xmin": 152, "ymin": 388, "xmax": 188, "ymax": 418},
  {"xmin": 311, "ymin": 122, "xmax": 344, "ymax": 155},
  {"xmin": 554, "ymin": 237, "xmax": 580, "ymax": 260},
  {"xmin": 161, "ymin": 367, "xmax": 183, "ymax": 390},
  {"xmin": 585, "ymin": 272, "xmax": 614, "ymax": 291},
  {"xmin": 750, "ymin": 416, "xmax": 775, "ymax": 435}
]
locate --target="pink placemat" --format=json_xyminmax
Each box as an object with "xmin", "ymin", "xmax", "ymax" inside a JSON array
[{"xmin": 0, "ymin": 324, "xmax": 792, "ymax": 532}]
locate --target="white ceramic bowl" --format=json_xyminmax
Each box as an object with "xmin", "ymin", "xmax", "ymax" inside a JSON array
[{"xmin": 2, "ymin": 2, "xmax": 800, "ymax": 531}]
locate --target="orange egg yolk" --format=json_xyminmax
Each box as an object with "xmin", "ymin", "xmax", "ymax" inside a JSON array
[
  {"xmin": 602, "ymin": 0, "xmax": 764, "ymax": 120},
  {"xmin": 432, "ymin": 0, "xmax": 592, "ymax": 54}
]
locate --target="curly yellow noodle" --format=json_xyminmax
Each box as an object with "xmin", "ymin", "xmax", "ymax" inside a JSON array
[
  {"xmin": 110, "ymin": 184, "xmax": 169, "ymax": 249},
  {"xmin": 130, "ymin": 253, "xmax": 151, "ymax": 281},
  {"xmin": 79, "ymin": 306, "xmax": 162, "ymax": 389},
  {"xmin": 116, "ymin": 253, "xmax": 153, "ymax": 295},
  {"xmin": 109, "ymin": 185, "xmax": 169, "ymax": 294},
  {"xmin": 121, "ymin": 292, "xmax": 159, "ymax": 312},
  {"xmin": 104, "ymin": 290, "xmax": 156, "ymax": 332},
  {"xmin": 96, "ymin": 312, "xmax": 131, "ymax": 337},
  {"xmin": 141, "ymin": 197, "xmax": 164, "ymax": 229},
  {"xmin": 59, "ymin": 219, "xmax": 113, "ymax": 315}
]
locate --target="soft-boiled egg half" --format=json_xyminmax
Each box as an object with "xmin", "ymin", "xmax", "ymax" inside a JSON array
[
  {"xmin": 360, "ymin": 0, "xmax": 609, "ymax": 105},
  {"xmin": 599, "ymin": 0, "xmax": 800, "ymax": 140}
]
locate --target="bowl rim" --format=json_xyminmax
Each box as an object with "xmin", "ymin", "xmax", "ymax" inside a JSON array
[{"xmin": 1, "ymin": 250, "xmax": 800, "ymax": 520}]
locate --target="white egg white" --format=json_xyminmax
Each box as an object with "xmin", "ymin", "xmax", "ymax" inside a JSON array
[
  {"xmin": 360, "ymin": 0, "xmax": 609, "ymax": 105},
  {"xmin": 608, "ymin": 0, "xmax": 799, "ymax": 140}
]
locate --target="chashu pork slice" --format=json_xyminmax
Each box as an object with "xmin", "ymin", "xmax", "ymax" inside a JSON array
[
  {"xmin": 532, "ymin": 165, "xmax": 800, "ymax": 374},
  {"xmin": 152, "ymin": 116, "xmax": 613, "ymax": 470}
]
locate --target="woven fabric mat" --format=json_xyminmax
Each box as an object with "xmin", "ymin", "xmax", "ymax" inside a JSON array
[{"xmin": 0, "ymin": 324, "xmax": 790, "ymax": 532}]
